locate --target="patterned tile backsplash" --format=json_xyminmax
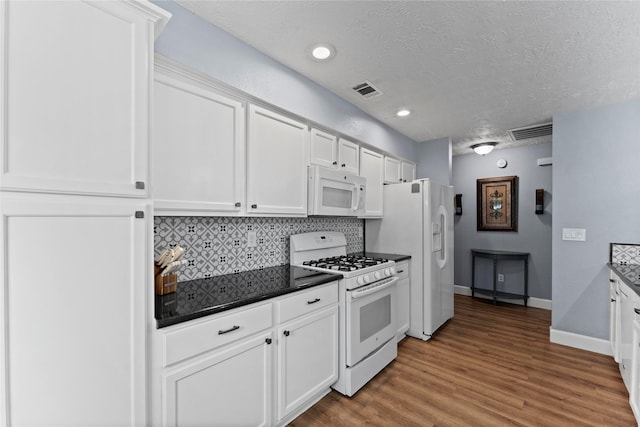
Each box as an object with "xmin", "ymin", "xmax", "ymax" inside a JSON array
[
  {"xmin": 154, "ymin": 216, "xmax": 364, "ymax": 281},
  {"xmin": 611, "ymin": 243, "xmax": 640, "ymax": 265}
]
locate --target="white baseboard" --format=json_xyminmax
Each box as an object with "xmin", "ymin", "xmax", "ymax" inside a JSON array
[
  {"xmin": 454, "ymin": 285, "xmax": 552, "ymax": 310},
  {"xmin": 549, "ymin": 328, "xmax": 612, "ymax": 356}
]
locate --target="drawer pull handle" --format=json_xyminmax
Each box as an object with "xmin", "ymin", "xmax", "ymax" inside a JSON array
[
  {"xmin": 218, "ymin": 325, "xmax": 240, "ymax": 335},
  {"xmin": 283, "ymin": 330, "xmax": 290, "ymax": 337},
  {"xmin": 611, "ymin": 299, "xmax": 616, "ymax": 302},
  {"xmin": 610, "ymin": 279, "xmax": 616, "ymax": 283},
  {"xmin": 307, "ymin": 298, "xmax": 321, "ymax": 305},
  {"xmin": 397, "ymin": 270, "xmax": 404, "ymax": 273},
  {"xmin": 265, "ymin": 338, "xmax": 272, "ymax": 345},
  {"xmin": 635, "ymin": 308, "xmax": 640, "ymax": 315}
]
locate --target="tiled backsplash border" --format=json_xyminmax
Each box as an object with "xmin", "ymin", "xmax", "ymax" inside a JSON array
[
  {"xmin": 154, "ymin": 216, "xmax": 364, "ymax": 281},
  {"xmin": 610, "ymin": 243, "xmax": 640, "ymax": 265}
]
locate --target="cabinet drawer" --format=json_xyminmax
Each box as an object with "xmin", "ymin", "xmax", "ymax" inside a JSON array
[
  {"xmin": 163, "ymin": 303, "xmax": 272, "ymax": 367},
  {"xmin": 396, "ymin": 261, "xmax": 410, "ymax": 279},
  {"xmin": 276, "ymin": 283, "xmax": 338, "ymax": 324}
]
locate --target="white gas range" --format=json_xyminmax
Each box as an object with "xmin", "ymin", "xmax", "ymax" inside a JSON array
[{"xmin": 290, "ymin": 231, "xmax": 399, "ymax": 397}]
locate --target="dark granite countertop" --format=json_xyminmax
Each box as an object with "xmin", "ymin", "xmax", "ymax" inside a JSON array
[
  {"xmin": 350, "ymin": 251, "xmax": 412, "ymax": 262},
  {"xmin": 156, "ymin": 265, "xmax": 341, "ymax": 328},
  {"xmin": 608, "ymin": 263, "xmax": 640, "ymax": 293}
]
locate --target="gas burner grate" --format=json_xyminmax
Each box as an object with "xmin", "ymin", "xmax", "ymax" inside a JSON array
[{"xmin": 303, "ymin": 255, "xmax": 389, "ymax": 271}]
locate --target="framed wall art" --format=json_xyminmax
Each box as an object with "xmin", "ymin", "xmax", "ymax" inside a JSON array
[{"xmin": 477, "ymin": 175, "xmax": 518, "ymax": 231}]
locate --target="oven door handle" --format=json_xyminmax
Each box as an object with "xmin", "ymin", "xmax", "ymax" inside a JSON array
[{"xmin": 351, "ymin": 276, "xmax": 399, "ymax": 300}]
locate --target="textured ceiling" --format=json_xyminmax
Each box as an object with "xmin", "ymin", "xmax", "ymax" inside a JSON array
[{"xmin": 176, "ymin": 1, "xmax": 640, "ymax": 155}]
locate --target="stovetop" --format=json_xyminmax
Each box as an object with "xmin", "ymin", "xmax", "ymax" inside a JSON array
[{"xmin": 302, "ymin": 255, "xmax": 390, "ymax": 272}]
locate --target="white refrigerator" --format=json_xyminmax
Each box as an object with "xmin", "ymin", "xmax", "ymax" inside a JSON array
[{"xmin": 366, "ymin": 179, "xmax": 454, "ymax": 340}]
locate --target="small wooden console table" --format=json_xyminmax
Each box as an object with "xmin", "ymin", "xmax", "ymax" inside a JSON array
[{"xmin": 471, "ymin": 249, "xmax": 529, "ymax": 306}]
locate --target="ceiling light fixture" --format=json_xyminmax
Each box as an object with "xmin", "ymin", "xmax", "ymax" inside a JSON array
[
  {"xmin": 396, "ymin": 109, "xmax": 411, "ymax": 117},
  {"xmin": 310, "ymin": 43, "xmax": 336, "ymax": 61},
  {"xmin": 471, "ymin": 141, "xmax": 497, "ymax": 155}
]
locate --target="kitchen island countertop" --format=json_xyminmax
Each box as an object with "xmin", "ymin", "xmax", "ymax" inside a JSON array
[
  {"xmin": 155, "ymin": 265, "xmax": 341, "ymax": 328},
  {"xmin": 350, "ymin": 251, "xmax": 411, "ymax": 262}
]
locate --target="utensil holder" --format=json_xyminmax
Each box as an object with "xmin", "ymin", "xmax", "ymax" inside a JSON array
[{"xmin": 154, "ymin": 263, "xmax": 177, "ymax": 295}]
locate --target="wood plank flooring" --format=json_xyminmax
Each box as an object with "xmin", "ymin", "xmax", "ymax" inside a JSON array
[{"xmin": 289, "ymin": 294, "xmax": 635, "ymax": 426}]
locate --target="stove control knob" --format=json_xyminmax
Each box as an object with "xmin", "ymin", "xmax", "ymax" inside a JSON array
[
  {"xmin": 390, "ymin": 267, "xmax": 396, "ymax": 275},
  {"xmin": 384, "ymin": 268, "xmax": 391, "ymax": 276},
  {"xmin": 363, "ymin": 274, "xmax": 371, "ymax": 284},
  {"xmin": 374, "ymin": 271, "xmax": 381, "ymax": 280},
  {"xmin": 357, "ymin": 276, "xmax": 365, "ymax": 286}
]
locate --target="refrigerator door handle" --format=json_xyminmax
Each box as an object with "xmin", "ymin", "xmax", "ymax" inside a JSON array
[{"xmin": 436, "ymin": 205, "xmax": 448, "ymax": 269}]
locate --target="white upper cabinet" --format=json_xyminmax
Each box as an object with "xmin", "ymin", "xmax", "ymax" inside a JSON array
[
  {"xmin": 152, "ymin": 69, "xmax": 245, "ymax": 215},
  {"xmin": 0, "ymin": 1, "xmax": 170, "ymax": 197},
  {"xmin": 384, "ymin": 157, "xmax": 402, "ymax": 184},
  {"xmin": 359, "ymin": 148, "xmax": 384, "ymax": 218},
  {"xmin": 401, "ymin": 160, "xmax": 416, "ymax": 182},
  {"xmin": 338, "ymin": 138, "xmax": 360, "ymax": 175},
  {"xmin": 247, "ymin": 105, "xmax": 308, "ymax": 216},
  {"xmin": 310, "ymin": 128, "xmax": 338, "ymax": 169}
]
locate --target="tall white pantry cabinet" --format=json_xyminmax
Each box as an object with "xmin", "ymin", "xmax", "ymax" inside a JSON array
[{"xmin": 0, "ymin": 1, "xmax": 170, "ymax": 426}]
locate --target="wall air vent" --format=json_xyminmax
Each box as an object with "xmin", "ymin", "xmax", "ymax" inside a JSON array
[
  {"xmin": 352, "ymin": 80, "xmax": 382, "ymax": 99},
  {"xmin": 508, "ymin": 122, "xmax": 553, "ymax": 141}
]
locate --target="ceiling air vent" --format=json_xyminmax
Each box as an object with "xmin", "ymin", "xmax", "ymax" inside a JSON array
[
  {"xmin": 352, "ymin": 80, "xmax": 382, "ymax": 99},
  {"xmin": 508, "ymin": 122, "xmax": 553, "ymax": 141}
]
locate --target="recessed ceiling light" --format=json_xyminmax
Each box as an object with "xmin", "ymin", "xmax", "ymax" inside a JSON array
[
  {"xmin": 396, "ymin": 109, "xmax": 411, "ymax": 117},
  {"xmin": 310, "ymin": 43, "xmax": 336, "ymax": 61}
]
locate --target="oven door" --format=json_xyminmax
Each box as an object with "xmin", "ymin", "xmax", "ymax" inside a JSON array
[{"xmin": 345, "ymin": 276, "xmax": 398, "ymax": 366}]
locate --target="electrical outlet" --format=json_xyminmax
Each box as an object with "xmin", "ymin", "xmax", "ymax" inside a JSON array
[
  {"xmin": 497, "ymin": 274, "xmax": 504, "ymax": 282},
  {"xmin": 562, "ymin": 228, "xmax": 586, "ymax": 241},
  {"xmin": 247, "ymin": 231, "xmax": 257, "ymax": 248}
]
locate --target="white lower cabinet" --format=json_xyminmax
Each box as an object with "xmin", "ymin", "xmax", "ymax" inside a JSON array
[
  {"xmin": 396, "ymin": 260, "xmax": 411, "ymax": 340},
  {"xmin": 620, "ymin": 281, "xmax": 634, "ymax": 390},
  {"xmin": 163, "ymin": 331, "xmax": 273, "ymax": 427},
  {"xmin": 154, "ymin": 282, "xmax": 339, "ymax": 427},
  {"xmin": 276, "ymin": 305, "xmax": 339, "ymax": 424},
  {"xmin": 0, "ymin": 194, "xmax": 148, "ymax": 426}
]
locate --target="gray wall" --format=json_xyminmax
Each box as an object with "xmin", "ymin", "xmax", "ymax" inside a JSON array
[
  {"xmin": 452, "ymin": 143, "xmax": 553, "ymax": 300},
  {"xmin": 416, "ymin": 137, "xmax": 452, "ymax": 185},
  {"xmin": 153, "ymin": 1, "xmax": 417, "ymax": 161},
  {"xmin": 552, "ymin": 100, "xmax": 640, "ymax": 339}
]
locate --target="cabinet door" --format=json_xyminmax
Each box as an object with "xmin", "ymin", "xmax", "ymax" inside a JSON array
[
  {"xmin": 396, "ymin": 261, "xmax": 411, "ymax": 339},
  {"xmin": 338, "ymin": 138, "xmax": 360, "ymax": 174},
  {"xmin": 384, "ymin": 157, "xmax": 402, "ymax": 184},
  {"xmin": 359, "ymin": 148, "xmax": 384, "ymax": 218},
  {"xmin": 621, "ymin": 283, "xmax": 633, "ymax": 389},
  {"xmin": 610, "ymin": 277, "xmax": 620, "ymax": 362},
  {"xmin": 310, "ymin": 128, "xmax": 337, "ymax": 169},
  {"xmin": 247, "ymin": 105, "xmax": 308, "ymax": 216},
  {"xmin": 162, "ymin": 332, "xmax": 272, "ymax": 427},
  {"xmin": 0, "ymin": 1, "xmax": 168, "ymax": 197},
  {"xmin": 0, "ymin": 194, "xmax": 147, "ymax": 426},
  {"xmin": 153, "ymin": 72, "xmax": 245, "ymax": 215},
  {"xmin": 277, "ymin": 306, "xmax": 339, "ymax": 422},
  {"xmin": 401, "ymin": 161, "xmax": 416, "ymax": 182}
]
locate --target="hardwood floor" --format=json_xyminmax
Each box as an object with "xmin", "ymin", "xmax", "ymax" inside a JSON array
[{"xmin": 290, "ymin": 294, "xmax": 635, "ymax": 426}]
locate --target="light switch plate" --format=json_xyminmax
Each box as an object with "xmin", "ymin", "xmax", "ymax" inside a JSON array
[{"xmin": 562, "ymin": 228, "xmax": 586, "ymax": 241}]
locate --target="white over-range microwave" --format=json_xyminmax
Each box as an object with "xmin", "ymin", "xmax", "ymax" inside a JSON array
[{"xmin": 307, "ymin": 165, "xmax": 366, "ymax": 216}]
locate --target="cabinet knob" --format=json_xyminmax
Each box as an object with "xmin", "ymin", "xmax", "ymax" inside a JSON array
[
  {"xmin": 609, "ymin": 279, "xmax": 616, "ymax": 283},
  {"xmin": 265, "ymin": 338, "xmax": 272, "ymax": 345},
  {"xmin": 135, "ymin": 181, "xmax": 145, "ymax": 190},
  {"xmin": 341, "ymin": 163, "xmax": 346, "ymax": 167},
  {"xmin": 332, "ymin": 161, "xmax": 337, "ymax": 165},
  {"xmin": 235, "ymin": 202, "xmax": 241, "ymax": 208},
  {"xmin": 283, "ymin": 330, "xmax": 290, "ymax": 337},
  {"xmin": 251, "ymin": 204, "xmax": 257, "ymax": 209}
]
